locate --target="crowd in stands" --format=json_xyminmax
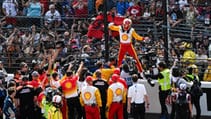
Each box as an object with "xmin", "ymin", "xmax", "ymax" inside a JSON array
[
  {"xmin": 0, "ymin": 0, "xmax": 211, "ymax": 76},
  {"xmin": 0, "ymin": 0, "xmax": 211, "ymax": 118}
]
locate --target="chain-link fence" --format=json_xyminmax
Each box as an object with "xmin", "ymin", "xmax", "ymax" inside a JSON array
[{"xmin": 1, "ymin": 0, "xmax": 211, "ymax": 81}]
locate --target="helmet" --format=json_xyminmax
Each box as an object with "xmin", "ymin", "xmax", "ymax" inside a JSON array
[
  {"xmin": 172, "ymin": 66, "xmax": 180, "ymax": 77},
  {"xmin": 45, "ymin": 87, "xmax": 53, "ymax": 102},
  {"xmin": 179, "ymin": 83, "xmax": 187, "ymax": 91},
  {"xmin": 113, "ymin": 68, "xmax": 120, "ymax": 75},
  {"xmin": 52, "ymin": 95, "xmax": 62, "ymax": 103},
  {"xmin": 123, "ymin": 18, "xmax": 132, "ymax": 31},
  {"xmin": 111, "ymin": 74, "xmax": 119, "ymax": 82},
  {"xmin": 180, "ymin": 41, "xmax": 192, "ymax": 48}
]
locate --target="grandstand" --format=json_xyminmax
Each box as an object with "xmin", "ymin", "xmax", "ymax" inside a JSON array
[{"xmin": 0, "ymin": 0, "xmax": 211, "ymax": 76}]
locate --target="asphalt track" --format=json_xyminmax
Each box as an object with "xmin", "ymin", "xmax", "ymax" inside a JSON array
[{"xmin": 128, "ymin": 113, "xmax": 211, "ymax": 119}]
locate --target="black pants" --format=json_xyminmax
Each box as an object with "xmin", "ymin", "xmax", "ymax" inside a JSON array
[
  {"xmin": 131, "ymin": 103, "xmax": 145, "ymax": 119},
  {"xmin": 192, "ymin": 96, "xmax": 201, "ymax": 119},
  {"xmin": 170, "ymin": 102, "xmax": 176, "ymax": 119},
  {"xmin": 159, "ymin": 90, "xmax": 170, "ymax": 116},
  {"xmin": 20, "ymin": 105, "xmax": 34, "ymax": 119},
  {"xmin": 66, "ymin": 96, "xmax": 83, "ymax": 119},
  {"xmin": 175, "ymin": 104, "xmax": 189, "ymax": 119},
  {"xmin": 100, "ymin": 100, "xmax": 106, "ymax": 119}
]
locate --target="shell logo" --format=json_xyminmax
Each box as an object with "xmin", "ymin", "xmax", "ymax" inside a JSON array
[
  {"xmin": 121, "ymin": 34, "xmax": 128, "ymax": 41},
  {"xmin": 65, "ymin": 82, "xmax": 72, "ymax": 89},
  {"xmin": 84, "ymin": 92, "xmax": 91, "ymax": 100},
  {"xmin": 115, "ymin": 88, "xmax": 122, "ymax": 96}
]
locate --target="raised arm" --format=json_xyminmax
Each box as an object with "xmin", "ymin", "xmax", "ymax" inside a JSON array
[
  {"xmin": 132, "ymin": 29, "xmax": 144, "ymax": 41},
  {"xmin": 108, "ymin": 22, "xmax": 120, "ymax": 32}
]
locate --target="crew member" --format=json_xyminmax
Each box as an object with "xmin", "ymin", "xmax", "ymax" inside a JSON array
[
  {"xmin": 80, "ymin": 76, "xmax": 102, "ymax": 119},
  {"xmin": 106, "ymin": 74, "xmax": 127, "ymax": 119}
]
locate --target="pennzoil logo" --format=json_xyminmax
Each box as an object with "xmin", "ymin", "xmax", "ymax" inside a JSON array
[
  {"xmin": 121, "ymin": 34, "xmax": 128, "ymax": 41},
  {"xmin": 84, "ymin": 92, "xmax": 92, "ymax": 100},
  {"xmin": 115, "ymin": 88, "xmax": 122, "ymax": 96}
]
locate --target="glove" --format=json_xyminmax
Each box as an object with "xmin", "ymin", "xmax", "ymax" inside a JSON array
[
  {"xmin": 106, "ymin": 106, "xmax": 109, "ymax": 112},
  {"xmin": 147, "ymin": 78, "xmax": 155, "ymax": 87}
]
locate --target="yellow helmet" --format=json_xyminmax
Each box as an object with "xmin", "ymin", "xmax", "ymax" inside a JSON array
[{"xmin": 180, "ymin": 41, "xmax": 192, "ymax": 48}]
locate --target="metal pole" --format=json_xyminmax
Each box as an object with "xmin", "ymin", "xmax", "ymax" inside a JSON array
[
  {"xmin": 163, "ymin": 0, "xmax": 169, "ymax": 65},
  {"xmin": 103, "ymin": 0, "xmax": 109, "ymax": 62}
]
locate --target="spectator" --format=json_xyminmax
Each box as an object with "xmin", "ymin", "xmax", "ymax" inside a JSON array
[
  {"xmin": 204, "ymin": 6, "xmax": 211, "ymax": 26},
  {"xmin": 128, "ymin": 0, "xmax": 135, "ymax": 7},
  {"xmin": 126, "ymin": 1, "xmax": 143, "ymax": 22},
  {"xmin": 13, "ymin": 70, "xmax": 22, "ymax": 87},
  {"xmin": 40, "ymin": 0, "xmax": 49, "ymax": 13},
  {"xmin": 180, "ymin": 41, "xmax": 196, "ymax": 66},
  {"xmin": 184, "ymin": 3, "xmax": 199, "ymax": 26},
  {"xmin": 142, "ymin": 7, "xmax": 151, "ymax": 20},
  {"xmin": 149, "ymin": 0, "xmax": 156, "ymax": 18},
  {"xmin": 25, "ymin": 0, "xmax": 44, "ymax": 17},
  {"xmin": 44, "ymin": 4, "xmax": 62, "ymax": 29},
  {"xmin": 88, "ymin": 0, "xmax": 96, "ymax": 15},
  {"xmin": 81, "ymin": 45, "xmax": 92, "ymax": 58},
  {"xmin": 72, "ymin": 0, "xmax": 88, "ymax": 17},
  {"xmin": 0, "ymin": 61, "xmax": 8, "ymax": 81},
  {"xmin": 168, "ymin": 4, "xmax": 184, "ymax": 27},
  {"xmin": 203, "ymin": 58, "xmax": 211, "ymax": 81},
  {"xmin": 87, "ymin": 14, "xmax": 104, "ymax": 39},
  {"xmin": 178, "ymin": 0, "xmax": 188, "ymax": 10},
  {"xmin": 20, "ymin": 62, "xmax": 29, "ymax": 78},
  {"xmin": 196, "ymin": 48, "xmax": 208, "ymax": 79},
  {"xmin": 155, "ymin": 3, "xmax": 165, "ymax": 26},
  {"xmin": 2, "ymin": 0, "xmax": 18, "ymax": 26},
  {"xmin": 49, "ymin": 0, "xmax": 64, "ymax": 17},
  {"xmin": 116, "ymin": 0, "xmax": 129, "ymax": 16},
  {"xmin": 95, "ymin": 0, "xmax": 103, "ymax": 13},
  {"xmin": 25, "ymin": 0, "xmax": 44, "ymax": 26},
  {"xmin": 62, "ymin": 0, "xmax": 75, "ymax": 18}
]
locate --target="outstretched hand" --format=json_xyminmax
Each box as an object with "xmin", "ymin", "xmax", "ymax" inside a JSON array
[{"xmin": 144, "ymin": 37, "xmax": 149, "ymax": 40}]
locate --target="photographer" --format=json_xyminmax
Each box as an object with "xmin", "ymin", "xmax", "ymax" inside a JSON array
[
  {"xmin": 0, "ymin": 61, "xmax": 7, "ymax": 82},
  {"xmin": 147, "ymin": 62, "xmax": 171, "ymax": 119}
]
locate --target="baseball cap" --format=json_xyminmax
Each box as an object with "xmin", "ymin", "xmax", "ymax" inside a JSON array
[
  {"xmin": 86, "ymin": 76, "xmax": 93, "ymax": 82},
  {"xmin": 111, "ymin": 74, "xmax": 119, "ymax": 82}
]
